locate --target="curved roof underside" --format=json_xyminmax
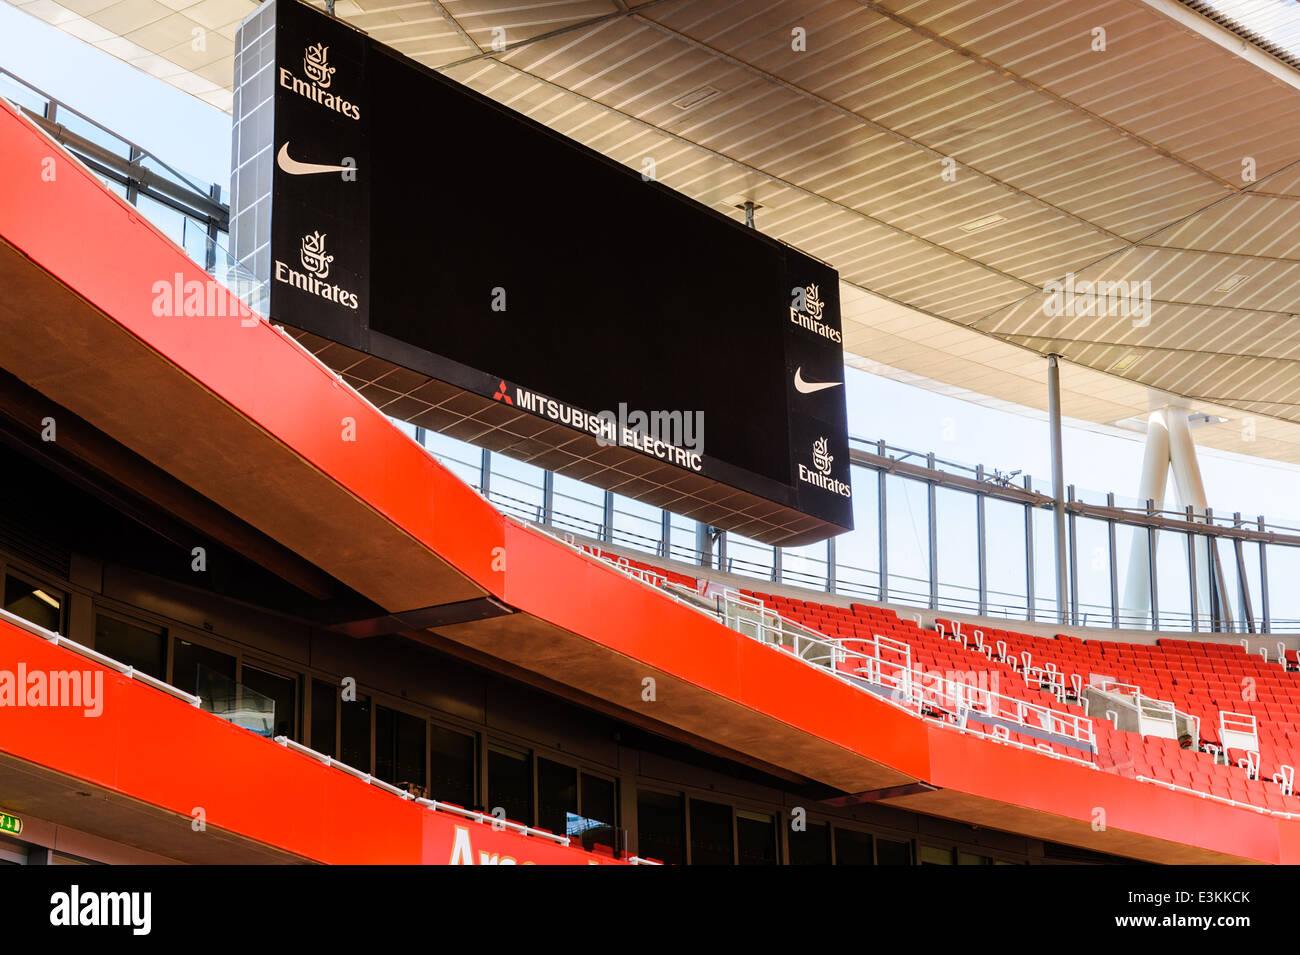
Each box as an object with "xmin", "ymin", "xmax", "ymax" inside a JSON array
[{"xmin": 8, "ymin": 0, "xmax": 1300, "ymax": 462}]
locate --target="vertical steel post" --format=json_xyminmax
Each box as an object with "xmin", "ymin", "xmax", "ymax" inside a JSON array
[{"xmin": 1047, "ymin": 355, "xmax": 1069, "ymax": 624}]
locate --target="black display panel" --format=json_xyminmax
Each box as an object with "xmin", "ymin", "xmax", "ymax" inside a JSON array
[{"xmin": 232, "ymin": 0, "xmax": 853, "ymax": 540}]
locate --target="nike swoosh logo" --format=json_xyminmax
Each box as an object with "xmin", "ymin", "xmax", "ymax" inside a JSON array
[
  {"xmin": 794, "ymin": 367, "xmax": 842, "ymax": 394},
  {"xmin": 277, "ymin": 142, "xmax": 354, "ymax": 176}
]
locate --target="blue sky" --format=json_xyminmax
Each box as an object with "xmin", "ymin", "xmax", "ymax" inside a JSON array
[{"xmin": 3, "ymin": 1, "xmax": 1299, "ymax": 530}]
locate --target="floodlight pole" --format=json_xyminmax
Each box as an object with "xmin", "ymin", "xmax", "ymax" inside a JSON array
[{"xmin": 1047, "ymin": 355, "xmax": 1069, "ymax": 624}]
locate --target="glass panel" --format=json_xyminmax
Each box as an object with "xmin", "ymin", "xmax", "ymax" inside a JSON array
[
  {"xmin": 537, "ymin": 758, "xmax": 577, "ymax": 837},
  {"xmin": 171, "ymin": 638, "xmax": 234, "ymax": 695},
  {"xmin": 835, "ymin": 466, "xmax": 880, "ymax": 599},
  {"xmin": 725, "ymin": 532, "xmax": 774, "ymax": 581},
  {"xmin": 886, "ymin": 474, "xmax": 930, "ymax": 607},
  {"xmin": 488, "ymin": 456, "xmax": 545, "ymax": 522},
  {"xmin": 1032, "ymin": 507, "xmax": 1060, "ymax": 624},
  {"xmin": 1114, "ymin": 522, "xmax": 1151, "ymax": 630},
  {"xmin": 782, "ymin": 540, "xmax": 828, "ymax": 591},
  {"xmin": 340, "ymin": 693, "xmax": 372, "ymax": 772},
  {"xmin": 833, "ymin": 827, "xmax": 873, "ymax": 865},
  {"xmin": 876, "ymin": 837, "xmax": 913, "ymax": 865},
  {"xmin": 935, "ymin": 487, "xmax": 978, "ymax": 614},
  {"xmin": 636, "ymin": 790, "xmax": 684, "ymax": 865},
  {"xmin": 375, "ymin": 704, "xmax": 426, "ymax": 792},
  {"xmin": 4, "ymin": 576, "xmax": 63, "ymax": 634},
  {"xmin": 958, "ymin": 851, "xmax": 992, "ymax": 865},
  {"xmin": 986, "ymin": 498, "xmax": 1027, "ymax": 619},
  {"xmin": 1267, "ymin": 543, "xmax": 1300, "ymax": 629},
  {"xmin": 1074, "ymin": 517, "xmax": 1113, "ymax": 629},
  {"xmin": 487, "ymin": 747, "xmax": 532, "ymax": 825},
  {"xmin": 688, "ymin": 799, "xmax": 734, "ymax": 865},
  {"xmin": 241, "ymin": 666, "xmax": 296, "ymax": 740},
  {"xmin": 196, "ymin": 664, "xmax": 274, "ymax": 737},
  {"xmin": 668, "ymin": 512, "xmax": 698, "ymax": 564},
  {"xmin": 736, "ymin": 810, "xmax": 777, "ymax": 865},
  {"xmin": 429, "ymin": 724, "xmax": 476, "ymax": 808},
  {"xmin": 311, "ymin": 678, "xmax": 337, "ymax": 757},
  {"xmin": 610, "ymin": 494, "xmax": 663, "ymax": 556},
  {"xmin": 552, "ymin": 474, "xmax": 605, "ymax": 540},
  {"xmin": 421, "ymin": 430, "xmax": 482, "ymax": 489},
  {"xmin": 788, "ymin": 820, "xmax": 830, "ymax": 865},
  {"xmin": 1155, "ymin": 529, "xmax": 1192, "ymax": 631}
]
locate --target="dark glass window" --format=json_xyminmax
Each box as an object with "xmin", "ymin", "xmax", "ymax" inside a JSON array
[
  {"xmin": 921, "ymin": 845, "xmax": 955, "ymax": 865},
  {"xmin": 4, "ymin": 576, "xmax": 62, "ymax": 634},
  {"xmin": 242, "ymin": 666, "xmax": 297, "ymax": 740},
  {"xmin": 636, "ymin": 790, "xmax": 684, "ymax": 866},
  {"xmin": 171, "ymin": 639, "xmax": 234, "ymax": 695},
  {"xmin": 487, "ymin": 746, "xmax": 532, "ymax": 825},
  {"xmin": 834, "ymin": 827, "xmax": 874, "ymax": 865},
  {"xmin": 689, "ymin": 799, "xmax": 734, "ymax": 865},
  {"xmin": 311, "ymin": 679, "xmax": 337, "ymax": 757},
  {"xmin": 958, "ymin": 851, "xmax": 993, "ymax": 865},
  {"xmin": 429, "ymin": 724, "xmax": 476, "ymax": 808},
  {"xmin": 94, "ymin": 614, "xmax": 165, "ymax": 681},
  {"xmin": 877, "ymin": 837, "xmax": 913, "ymax": 865},
  {"xmin": 537, "ymin": 758, "xmax": 577, "ymax": 836},
  {"xmin": 340, "ymin": 693, "xmax": 372, "ymax": 771},
  {"xmin": 574, "ymin": 773, "xmax": 617, "ymax": 852},
  {"xmin": 789, "ymin": 820, "xmax": 830, "ymax": 865},
  {"xmin": 737, "ymin": 810, "xmax": 777, "ymax": 865},
  {"xmin": 375, "ymin": 704, "xmax": 426, "ymax": 791}
]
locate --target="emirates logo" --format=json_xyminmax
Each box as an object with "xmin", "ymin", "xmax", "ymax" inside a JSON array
[
  {"xmin": 299, "ymin": 231, "xmax": 333, "ymax": 279},
  {"xmin": 304, "ymin": 43, "xmax": 335, "ymax": 88},
  {"xmin": 812, "ymin": 436, "xmax": 833, "ymax": 476}
]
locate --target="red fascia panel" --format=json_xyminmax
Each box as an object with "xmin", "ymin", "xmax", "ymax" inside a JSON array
[
  {"xmin": 923, "ymin": 723, "xmax": 1293, "ymax": 864},
  {"xmin": 501, "ymin": 523, "xmax": 934, "ymax": 780},
  {"xmin": 0, "ymin": 618, "xmax": 621, "ymax": 864},
  {"xmin": 0, "ymin": 100, "xmax": 505, "ymax": 597}
]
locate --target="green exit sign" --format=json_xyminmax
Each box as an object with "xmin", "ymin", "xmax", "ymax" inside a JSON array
[{"xmin": 0, "ymin": 812, "xmax": 22, "ymax": 835}]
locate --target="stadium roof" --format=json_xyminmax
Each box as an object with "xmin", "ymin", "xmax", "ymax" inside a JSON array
[{"xmin": 9, "ymin": 0, "xmax": 1300, "ymax": 464}]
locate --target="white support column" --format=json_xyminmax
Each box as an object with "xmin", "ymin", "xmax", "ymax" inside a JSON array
[
  {"xmin": 1167, "ymin": 409, "xmax": 1232, "ymax": 629},
  {"xmin": 1121, "ymin": 409, "xmax": 1170, "ymax": 624}
]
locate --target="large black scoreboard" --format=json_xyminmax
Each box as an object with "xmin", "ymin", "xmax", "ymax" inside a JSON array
[{"xmin": 230, "ymin": 0, "xmax": 852, "ymax": 545}]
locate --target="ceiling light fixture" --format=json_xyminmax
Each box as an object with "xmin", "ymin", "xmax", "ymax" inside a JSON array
[
  {"xmin": 671, "ymin": 86, "xmax": 720, "ymax": 110},
  {"xmin": 1110, "ymin": 353, "xmax": 1140, "ymax": 373},
  {"xmin": 959, "ymin": 213, "xmax": 1005, "ymax": 233},
  {"xmin": 1213, "ymin": 274, "xmax": 1249, "ymax": 293}
]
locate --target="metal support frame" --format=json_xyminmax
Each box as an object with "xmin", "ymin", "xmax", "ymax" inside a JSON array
[
  {"xmin": 601, "ymin": 491, "xmax": 614, "ymax": 544},
  {"xmin": 1147, "ymin": 499, "xmax": 1160, "ymax": 631},
  {"xmin": 826, "ymin": 537, "xmax": 836, "ymax": 593},
  {"xmin": 660, "ymin": 508, "xmax": 671, "ymax": 560},
  {"xmin": 1047, "ymin": 355, "xmax": 1069, "ymax": 624},
  {"xmin": 771, "ymin": 545, "xmax": 782, "ymax": 583},
  {"xmin": 541, "ymin": 470, "xmax": 555, "ymax": 528},
  {"xmin": 1233, "ymin": 513, "xmax": 1255, "ymax": 633},
  {"xmin": 479, "ymin": 448, "xmax": 491, "ymax": 497}
]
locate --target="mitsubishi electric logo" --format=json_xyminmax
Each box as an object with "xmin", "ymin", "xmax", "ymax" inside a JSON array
[
  {"xmin": 790, "ymin": 283, "xmax": 841, "ymax": 343},
  {"xmin": 274, "ymin": 231, "xmax": 359, "ymax": 309},
  {"xmin": 798, "ymin": 436, "xmax": 851, "ymax": 498},
  {"xmin": 279, "ymin": 42, "xmax": 360, "ymax": 120},
  {"xmin": 303, "ymin": 43, "xmax": 335, "ymax": 87}
]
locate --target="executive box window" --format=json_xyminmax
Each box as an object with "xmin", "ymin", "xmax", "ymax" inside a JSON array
[
  {"xmin": 921, "ymin": 845, "xmax": 955, "ymax": 866},
  {"xmin": 789, "ymin": 820, "xmax": 831, "ymax": 865},
  {"xmin": 958, "ymin": 851, "xmax": 993, "ymax": 866},
  {"xmin": 537, "ymin": 758, "xmax": 577, "ymax": 836},
  {"xmin": 834, "ymin": 827, "xmax": 874, "ymax": 865},
  {"xmin": 375, "ymin": 704, "xmax": 426, "ymax": 791},
  {"xmin": 3, "ymin": 575, "xmax": 63, "ymax": 634},
  {"xmin": 94, "ymin": 613, "xmax": 165, "ymax": 681},
  {"xmin": 487, "ymin": 746, "xmax": 532, "ymax": 825},
  {"xmin": 576, "ymin": 773, "xmax": 617, "ymax": 849},
  {"xmin": 636, "ymin": 790, "xmax": 684, "ymax": 866},
  {"xmin": 172, "ymin": 639, "xmax": 234, "ymax": 696},
  {"xmin": 877, "ymin": 837, "xmax": 914, "ymax": 865},
  {"xmin": 689, "ymin": 798, "xmax": 734, "ymax": 865},
  {"xmin": 311, "ymin": 679, "xmax": 337, "ymax": 757},
  {"xmin": 242, "ymin": 666, "xmax": 298, "ymax": 741},
  {"xmin": 430, "ymin": 724, "xmax": 476, "ymax": 808},
  {"xmin": 341, "ymin": 693, "xmax": 372, "ymax": 772},
  {"xmin": 736, "ymin": 810, "xmax": 777, "ymax": 865}
]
